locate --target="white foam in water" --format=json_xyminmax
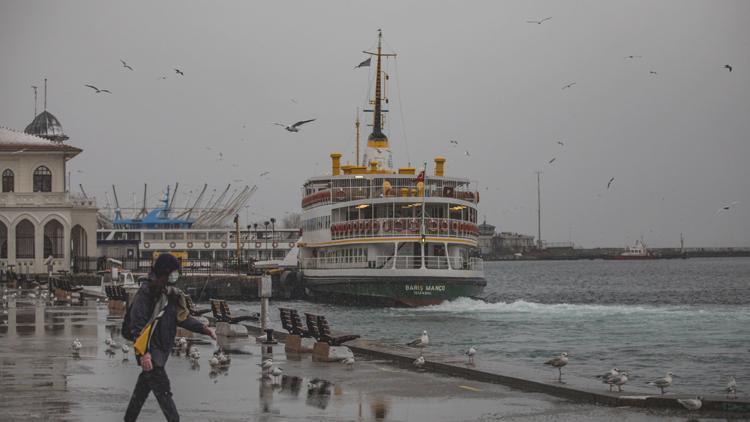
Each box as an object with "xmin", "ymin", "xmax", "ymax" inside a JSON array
[{"xmin": 412, "ymin": 297, "xmax": 743, "ymax": 317}]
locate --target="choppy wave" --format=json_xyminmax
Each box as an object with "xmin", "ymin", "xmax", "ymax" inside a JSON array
[{"xmin": 411, "ymin": 297, "xmax": 746, "ymax": 316}]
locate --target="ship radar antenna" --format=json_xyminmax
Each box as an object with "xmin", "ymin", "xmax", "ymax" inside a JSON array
[{"xmin": 31, "ymin": 85, "xmax": 38, "ymax": 118}]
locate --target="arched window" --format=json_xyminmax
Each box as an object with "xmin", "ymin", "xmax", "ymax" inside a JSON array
[
  {"xmin": 44, "ymin": 220, "xmax": 65, "ymax": 258},
  {"xmin": 33, "ymin": 166, "xmax": 52, "ymax": 192},
  {"xmin": 0, "ymin": 221, "xmax": 7, "ymax": 258},
  {"xmin": 15, "ymin": 219, "xmax": 35, "ymax": 259},
  {"xmin": 2, "ymin": 169, "xmax": 13, "ymax": 192}
]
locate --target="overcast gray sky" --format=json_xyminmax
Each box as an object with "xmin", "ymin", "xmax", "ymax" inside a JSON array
[{"xmin": 1, "ymin": 0, "xmax": 748, "ymax": 247}]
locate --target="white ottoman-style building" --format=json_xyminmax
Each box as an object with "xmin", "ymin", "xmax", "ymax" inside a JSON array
[{"xmin": 0, "ymin": 110, "xmax": 97, "ymax": 275}]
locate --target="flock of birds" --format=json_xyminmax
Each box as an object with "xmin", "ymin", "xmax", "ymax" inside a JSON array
[{"xmin": 403, "ymin": 329, "xmax": 740, "ymax": 412}]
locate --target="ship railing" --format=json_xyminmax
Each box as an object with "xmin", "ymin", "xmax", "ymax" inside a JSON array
[
  {"xmin": 330, "ymin": 218, "xmax": 479, "ymax": 240},
  {"xmin": 301, "ymin": 256, "xmax": 369, "ymax": 270},
  {"xmin": 424, "ymin": 256, "xmax": 450, "ymax": 270},
  {"xmin": 301, "ymin": 255, "xmax": 481, "ymax": 271}
]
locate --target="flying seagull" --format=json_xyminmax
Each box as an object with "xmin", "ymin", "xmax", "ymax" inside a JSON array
[
  {"xmin": 527, "ymin": 17, "xmax": 552, "ymax": 24},
  {"xmin": 157, "ymin": 76, "xmax": 168, "ymax": 80},
  {"xmin": 274, "ymin": 119, "xmax": 316, "ymax": 132},
  {"xmin": 465, "ymin": 150, "xmax": 470, "ymax": 157},
  {"xmin": 120, "ymin": 59, "xmax": 133, "ymax": 71},
  {"xmin": 544, "ymin": 352, "xmax": 569, "ymax": 382},
  {"xmin": 624, "ymin": 55, "xmax": 643, "ymax": 59},
  {"xmin": 715, "ymin": 201, "xmax": 740, "ymax": 214},
  {"xmin": 562, "ymin": 82, "xmax": 576, "ymax": 90},
  {"xmin": 259, "ymin": 171, "xmax": 270, "ymax": 177},
  {"xmin": 723, "ymin": 64, "xmax": 733, "ymax": 72},
  {"xmin": 175, "ymin": 68, "xmax": 184, "ymax": 76},
  {"xmin": 557, "ymin": 141, "xmax": 564, "ymax": 146},
  {"xmin": 607, "ymin": 177, "xmax": 615, "ymax": 189},
  {"xmin": 85, "ymin": 84, "xmax": 111, "ymax": 94},
  {"xmin": 649, "ymin": 70, "xmax": 658, "ymax": 75},
  {"xmin": 548, "ymin": 157, "xmax": 556, "ymax": 164},
  {"xmin": 450, "ymin": 140, "xmax": 458, "ymax": 146}
]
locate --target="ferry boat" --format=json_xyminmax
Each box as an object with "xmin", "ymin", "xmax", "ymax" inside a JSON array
[{"xmin": 297, "ymin": 31, "xmax": 486, "ymax": 306}]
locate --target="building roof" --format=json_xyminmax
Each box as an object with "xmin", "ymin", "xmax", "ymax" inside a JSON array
[
  {"xmin": 24, "ymin": 111, "xmax": 69, "ymax": 142},
  {"xmin": 0, "ymin": 126, "xmax": 81, "ymax": 155}
]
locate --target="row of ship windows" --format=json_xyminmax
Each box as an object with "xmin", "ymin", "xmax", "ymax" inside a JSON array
[
  {"xmin": 317, "ymin": 247, "xmax": 368, "ymax": 260},
  {"xmin": 302, "ymin": 215, "xmax": 331, "ymax": 232}
]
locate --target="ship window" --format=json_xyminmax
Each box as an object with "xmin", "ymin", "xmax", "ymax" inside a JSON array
[
  {"xmin": 209, "ymin": 232, "xmax": 226, "ymax": 240},
  {"xmin": 2, "ymin": 169, "xmax": 13, "ymax": 192},
  {"xmin": 144, "ymin": 232, "xmax": 163, "ymax": 240},
  {"xmin": 188, "ymin": 232, "xmax": 207, "ymax": 240},
  {"xmin": 33, "ymin": 166, "xmax": 52, "ymax": 192},
  {"xmin": 165, "ymin": 232, "xmax": 184, "ymax": 240}
]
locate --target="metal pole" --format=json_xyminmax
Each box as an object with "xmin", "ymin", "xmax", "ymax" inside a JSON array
[
  {"xmin": 235, "ymin": 214, "xmax": 241, "ymax": 275},
  {"xmin": 535, "ymin": 171, "xmax": 542, "ymax": 249}
]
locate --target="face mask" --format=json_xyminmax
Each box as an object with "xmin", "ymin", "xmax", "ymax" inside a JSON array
[{"xmin": 167, "ymin": 271, "xmax": 180, "ymax": 285}]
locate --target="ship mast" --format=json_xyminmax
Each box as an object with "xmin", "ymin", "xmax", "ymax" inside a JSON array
[
  {"xmin": 355, "ymin": 108, "xmax": 360, "ymax": 166},
  {"xmin": 362, "ymin": 29, "xmax": 396, "ymax": 168}
]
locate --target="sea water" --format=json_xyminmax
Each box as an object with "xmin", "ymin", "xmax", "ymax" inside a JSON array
[{"xmin": 253, "ymin": 257, "xmax": 750, "ymax": 394}]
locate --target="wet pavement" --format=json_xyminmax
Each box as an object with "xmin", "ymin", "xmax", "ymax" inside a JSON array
[{"xmin": 0, "ymin": 294, "xmax": 736, "ymax": 421}]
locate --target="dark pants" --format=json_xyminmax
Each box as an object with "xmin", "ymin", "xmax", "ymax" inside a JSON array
[{"xmin": 124, "ymin": 367, "xmax": 179, "ymax": 422}]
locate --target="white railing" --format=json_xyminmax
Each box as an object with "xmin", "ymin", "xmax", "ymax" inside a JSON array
[
  {"xmin": 302, "ymin": 255, "xmax": 483, "ymax": 271},
  {"xmin": 330, "ymin": 218, "xmax": 479, "ymax": 241}
]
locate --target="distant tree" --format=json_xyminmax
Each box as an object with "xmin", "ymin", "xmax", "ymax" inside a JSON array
[{"xmin": 282, "ymin": 212, "xmax": 301, "ymax": 229}]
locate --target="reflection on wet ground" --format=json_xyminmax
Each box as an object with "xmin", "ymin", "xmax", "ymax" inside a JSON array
[{"xmin": 0, "ymin": 294, "xmax": 729, "ymax": 421}]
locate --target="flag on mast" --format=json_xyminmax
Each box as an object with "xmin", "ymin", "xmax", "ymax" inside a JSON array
[{"xmin": 354, "ymin": 57, "xmax": 371, "ymax": 69}]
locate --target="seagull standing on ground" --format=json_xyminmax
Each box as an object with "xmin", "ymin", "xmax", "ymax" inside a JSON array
[
  {"xmin": 647, "ymin": 371, "xmax": 674, "ymax": 395},
  {"xmin": 723, "ymin": 64, "xmax": 733, "ymax": 72},
  {"xmin": 71, "ymin": 338, "xmax": 82, "ymax": 353},
  {"xmin": 413, "ymin": 355, "xmax": 425, "ymax": 368},
  {"xmin": 342, "ymin": 356, "xmax": 355, "ymax": 369},
  {"xmin": 726, "ymin": 376, "xmax": 737, "ymax": 399},
  {"xmin": 85, "ymin": 84, "xmax": 111, "ymax": 94},
  {"xmin": 270, "ymin": 366, "xmax": 283, "ymax": 381},
  {"xmin": 273, "ymin": 119, "xmax": 316, "ymax": 132},
  {"xmin": 544, "ymin": 352, "xmax": 569, "ymax": 382},
  {"xmin": 120, "ymin": 60, "xmax": 133, "ymax": 71},
  {"xmin": 677, "ymin": 396, "xmax": 702, "ymax": 411},
  {"xmin": 527, "ymin": 17, "xmax": 552, "ymax": 24},
  {"xmin": 407, "ymin": 330, "xmax": 429, "ymax": 356},
  {"xmin": 465, "ymin": 346, "xmax": 477, "ymax": 364}
]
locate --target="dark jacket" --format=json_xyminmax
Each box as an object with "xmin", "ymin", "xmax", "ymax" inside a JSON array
[{"xmin": 129, "ymin": 278, "xmax": 206, "ymax": 367}]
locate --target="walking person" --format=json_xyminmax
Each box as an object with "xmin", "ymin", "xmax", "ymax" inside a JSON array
[{"xmin": 124, "ymin": 253, "xmax": 216, "ymax": 422}]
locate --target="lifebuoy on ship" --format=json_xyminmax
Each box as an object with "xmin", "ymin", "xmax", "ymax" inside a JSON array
[
  {"xmin": 451, "ymin": 221, "xmax": 459, "ymax": 232},
  {"xmin": 169, "ymin": 242, "xmax": 176, "ymax": 249},
  {"xmin": 394, "ymin": 219, "xmax": 404, "ymax": 232},
  {"xmin": 335, "ymin": 190, "xmax": 345, "ymax": 201},
  {"xmin": 221, "ymin": 242, "xmax": 227, "ymax": 248},
  {"xmin": 428, "ymin": 219, "xmax": 438, "ymax": 232},
  {"xmin": 255, "ymin": 241, "xmax": 262, "ymax": 248},
  {"xmin": 204, "ymin": 242, "xmax": 211, "ymax": 248},
  {"xmin": 383, "ymin": 220, "xmax": 391, "ymax": 231},
  {"xmin": 144, "ymin": 241, "xmax": 150, "ymax": 249},
  {"xmin": 440, "ymin": 220, "xmax": 449, "ymax": 231},
  {"xmin": 409, "ymin": 219, "xmax": 418, "ymax": 232},
  {"xmin": 288, "ymin": 242, "xmax": 295, "ymax": 248},
  {"xmin": 373, "ymin": 220, "xmax": 381, "ymax": 232},
  {"xmin": 272, "ymin": 242, "xmax": 279, "ymax": 248},
  {"xmin": 187, "ymin": 242, "xmax": 193, "ymax": 248}
]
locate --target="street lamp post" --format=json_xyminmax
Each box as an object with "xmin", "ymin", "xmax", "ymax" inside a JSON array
[
  {"xmin": 253, "ymin": 223, "xmax": 259, "ymax": 260},
  {"xmin": 270, "ymin": 218, "xmax": 276, "ymax": 260},
  {"xmin": 263, "ymin": 221, "xmax": 270, "ymax": 260}
]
